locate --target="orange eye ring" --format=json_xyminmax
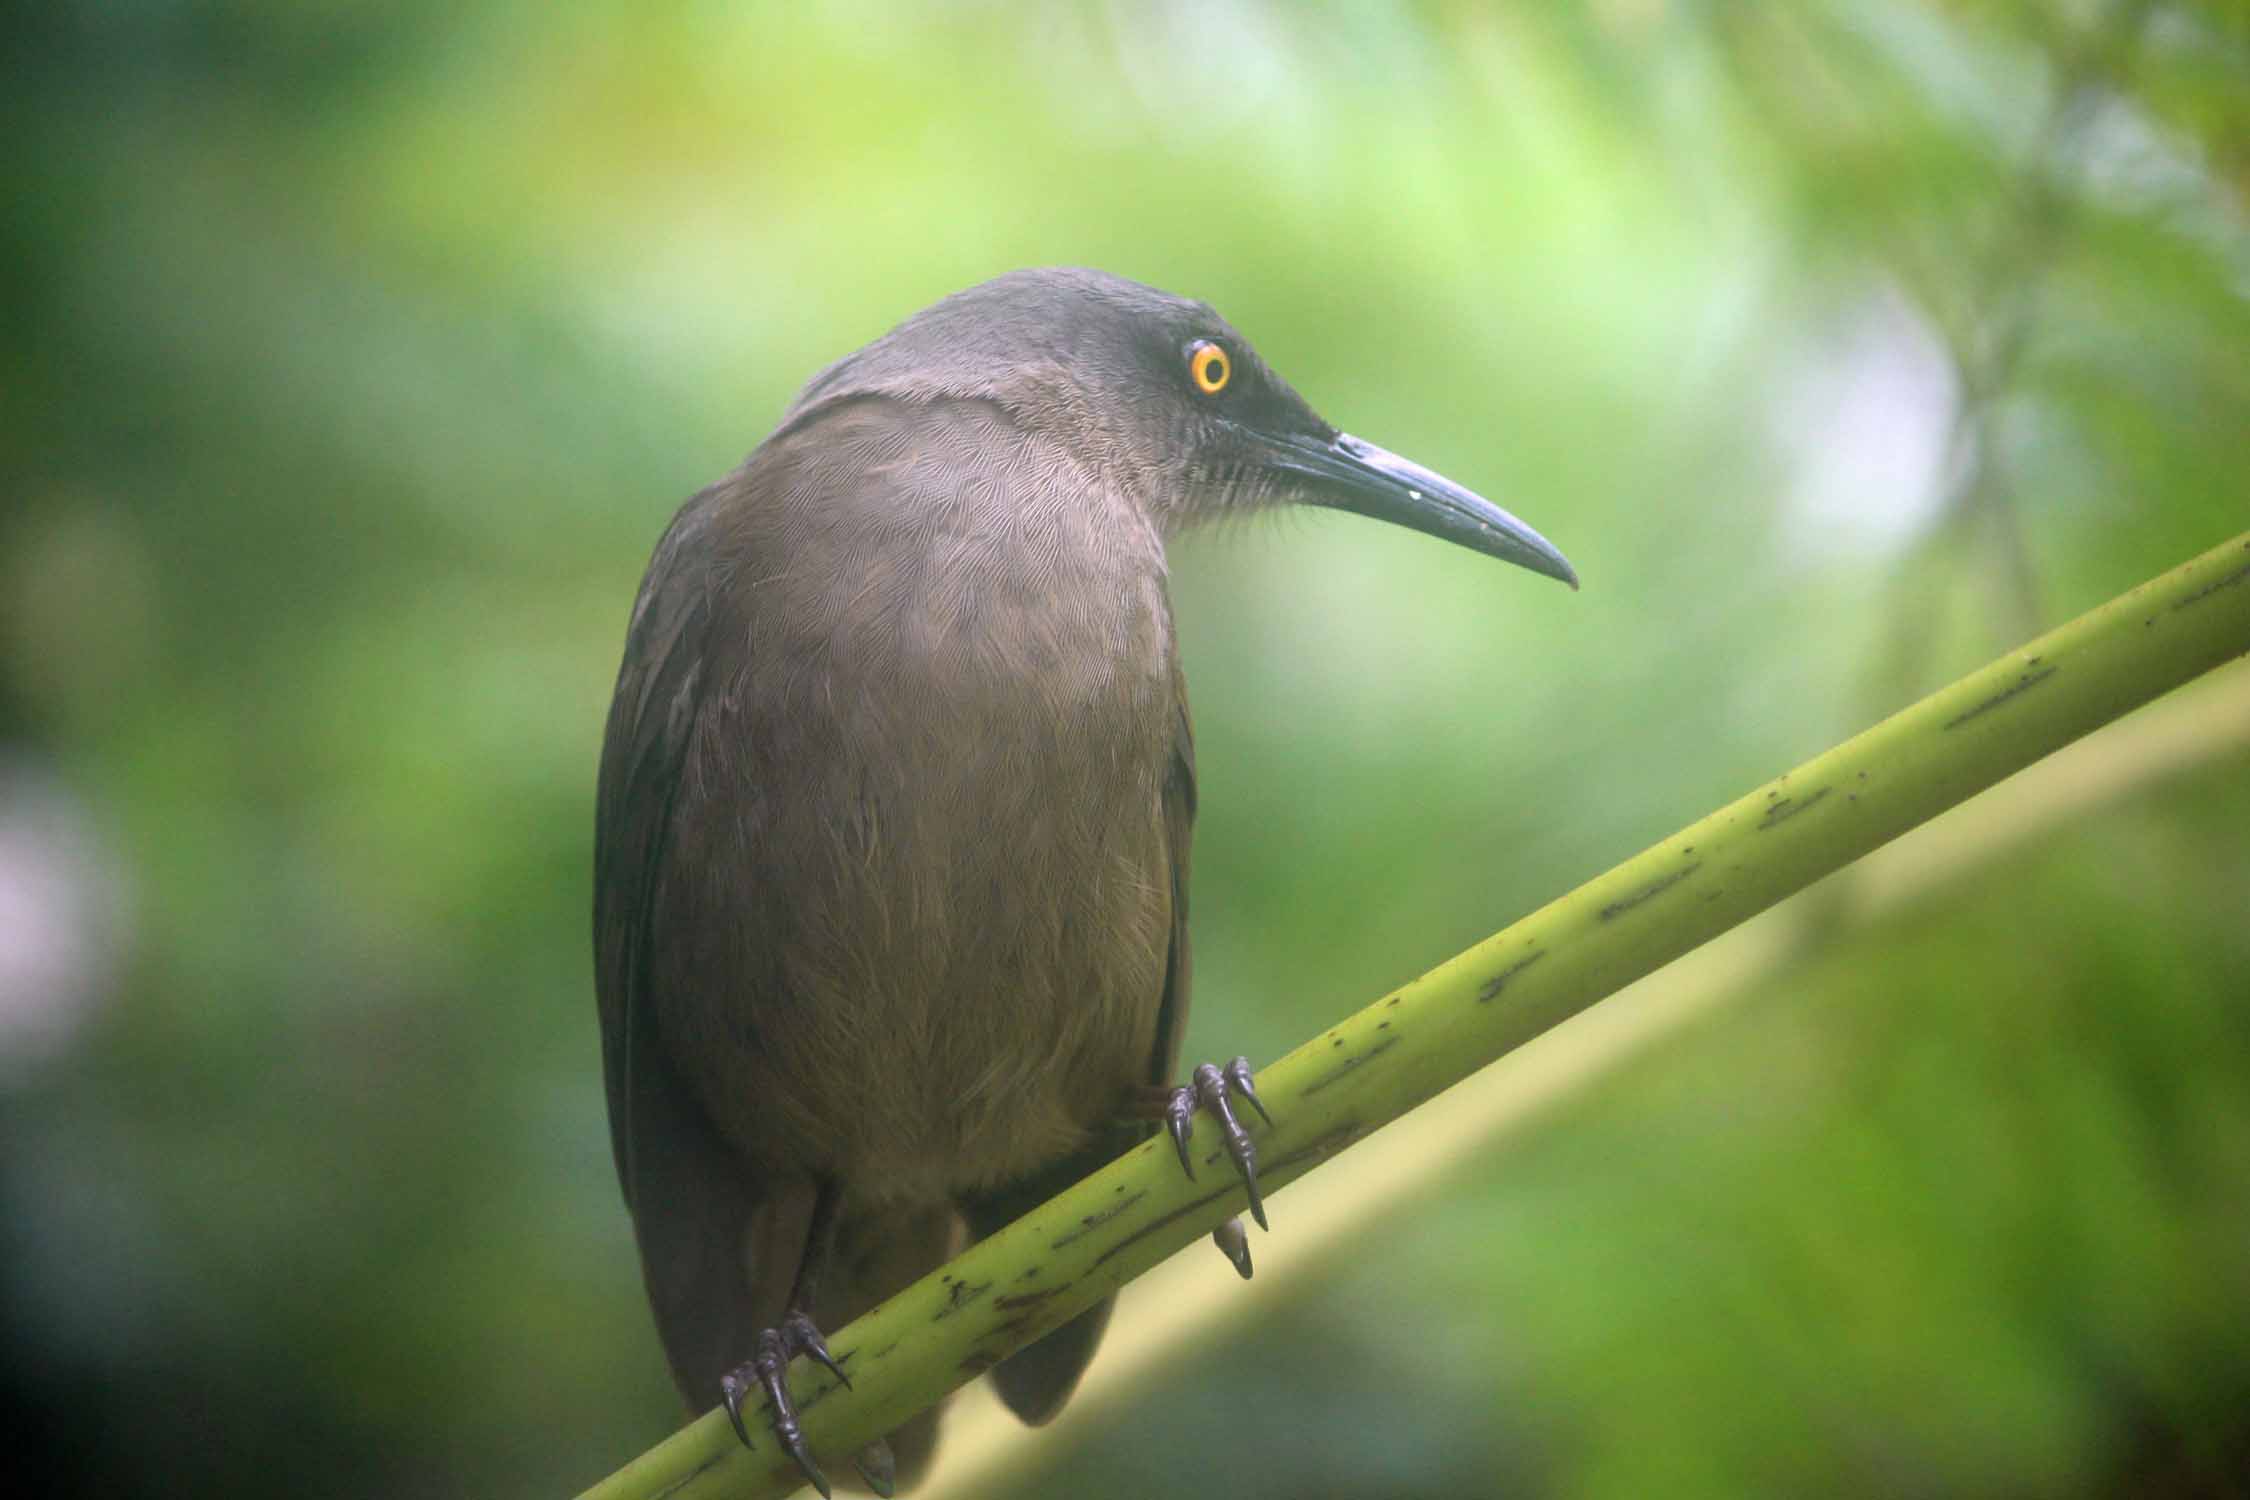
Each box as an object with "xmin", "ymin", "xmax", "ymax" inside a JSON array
[{"xmin": 1188, "ymin": 340, "xmax": 1230, "ymax": 395}]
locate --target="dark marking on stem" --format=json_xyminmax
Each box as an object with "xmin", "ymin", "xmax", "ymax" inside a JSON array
[
  {"xmin": 1270, "ymin": 1122, "xmax": 1367, "ymax": 1173},
  {"xmin": 796, "ymin": 1365, "xmax": 849, "ymax": 1411},
  {"xmin": 995, "ymin": 1287, "xmax": 1063, "ymax": 1313},
  {"xmin": 1600, "ymin": 863, "xmax": 1700, "ymax": 921},
  {"xmin": 1478, "ymin": 949, "xmax": 1548, "ymax": 1001},
  {"xmin": 932, "ymin": 1276, "xmax": 992, "ymax": 1321},
  {"xmin": 2170, "ymin": 558, "xmax": 2250, "ymax": 611},
  {"xmin": 1303, "ymin": 1034, "xmax": 1398, "ymax": 1095},
  {"xmin": 1944, "ymin": 664, "xmax": 2057, "ymax": 729},
  {"xmin": 1758, "ymin": 785, "xmax": 1831, "ymax": 829},
  {"xmin": 1092, "ymin": 1186, "xmax": 1250, "ymax": 1269},
  {"xmin": 1091, "ymin": 1122, "xmax": 1364, "ymax": 1272},
  {"xmin": 1051, "ymin": 1190, "xmax": 1145, "ymax": 1248},
  {"xmin": 656, "ymin": 1450, "xmax": 731, "ymax": 1500}
]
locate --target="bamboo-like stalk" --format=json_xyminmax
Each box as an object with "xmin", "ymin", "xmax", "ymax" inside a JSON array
[{"xmin": 579, "ymin": 530, "xmax": 2250, "ymax": 1500}]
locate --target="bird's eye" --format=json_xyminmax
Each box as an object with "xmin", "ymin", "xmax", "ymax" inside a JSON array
[{"xmin": 1187, "ymin": 339, "xmax": 1230, "ymax": 395}]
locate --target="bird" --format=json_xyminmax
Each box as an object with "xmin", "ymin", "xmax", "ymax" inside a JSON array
[{"xmin": 592, "ymin": 267, "xmax": 1575, "ymax": 1495}]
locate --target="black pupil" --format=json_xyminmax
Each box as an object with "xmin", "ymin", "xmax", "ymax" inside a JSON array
[{"xmin": 1201, "ymin": 348, "xmax": 1224, "ymax": 385}]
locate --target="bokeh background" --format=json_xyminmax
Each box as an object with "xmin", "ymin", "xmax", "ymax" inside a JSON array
[{"xmin": 5, "ymin": 2, "xmax": 2248, "ymax": 1496}]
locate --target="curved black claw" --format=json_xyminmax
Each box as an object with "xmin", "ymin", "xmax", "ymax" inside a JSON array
[
  {"xmin": 853, "ymin": 1436, "xmax": 897, "ymax": 1498},
  {"xmin": 1164, "ymin": 1055, "xmax": 1273, "ymax": 1231},
  {"xmin": 719, "ymin": 1309, "xmax": 851, "ymax": 1499},
  {"xmin": 1212, "ymin": 1215, "xmax": 1255, "ymax": 1279}
]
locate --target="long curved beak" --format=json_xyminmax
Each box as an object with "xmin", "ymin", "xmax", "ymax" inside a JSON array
[{"xmin": 1253, "ymin": 429, "xmax": 1578, "ymax": 589}]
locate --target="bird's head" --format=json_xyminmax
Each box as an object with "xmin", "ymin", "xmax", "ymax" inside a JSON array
[{"xmin": 784, "ymin": 267, "xmax": 1577, "ymax": 588}]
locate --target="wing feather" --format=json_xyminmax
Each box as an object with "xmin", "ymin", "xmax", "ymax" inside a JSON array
[{"xmin": 592, "ymin": 486, "xmax": 806, "ymax": 1405}]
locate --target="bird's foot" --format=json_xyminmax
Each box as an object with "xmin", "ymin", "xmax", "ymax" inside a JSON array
[
  {"xmin": 719, "ymin": 1309, "xmax": 851, "ymax": 1498},
  {"xmin": 1162, "ymin": 1055, "xmax": 1273, "ymax": 1232}
]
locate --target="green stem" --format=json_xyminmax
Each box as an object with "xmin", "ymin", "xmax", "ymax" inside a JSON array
[{"xmin": 580, "ymin": 530, "xmax": 2250, "ymax": 1500}]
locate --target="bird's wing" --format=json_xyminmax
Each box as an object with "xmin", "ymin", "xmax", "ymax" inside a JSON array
[
  {"xmin": 1147, "ymin": 657, "xmax": 1198, "ymax": 1087},
  {"xmin": 592, "ymin": 484, "xmax": 815, "ymax": 1406},
  {"xmin": 981, "ymin": 653, "xmax": 1199, "ymax": 1426},
  {"xmin": 593, "ymin": 492, "xmax": 709, "ymax": 1203}
]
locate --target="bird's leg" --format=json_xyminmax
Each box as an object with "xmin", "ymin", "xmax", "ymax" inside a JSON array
[
  {"xmin": 1128, "ymin": 1055, "xmax": 1274, "ymax": 1249},
  {"xmin": 720, "ymin": 1180, "xmax": 852, "ymax": 1499}
]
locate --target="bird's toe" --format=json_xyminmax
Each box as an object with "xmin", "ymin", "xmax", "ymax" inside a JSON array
[
  {"xmin": 1164, "ymin": 1056, "xmax": 1273, "ymax": 1233},
  {"xmin": 719, "ymin": 1312, "xmax": 845, "ymax": 1498}
]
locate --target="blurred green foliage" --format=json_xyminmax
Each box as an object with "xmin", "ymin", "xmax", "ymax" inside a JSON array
[{"xmin": 3, "ymin": 2, "xmax": 2246, "ymax": 1497}]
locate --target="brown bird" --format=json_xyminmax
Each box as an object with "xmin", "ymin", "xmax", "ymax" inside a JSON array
[{"xmin": 593, "ymin": 267, "xmax": 1574, "ymax": 1494}]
